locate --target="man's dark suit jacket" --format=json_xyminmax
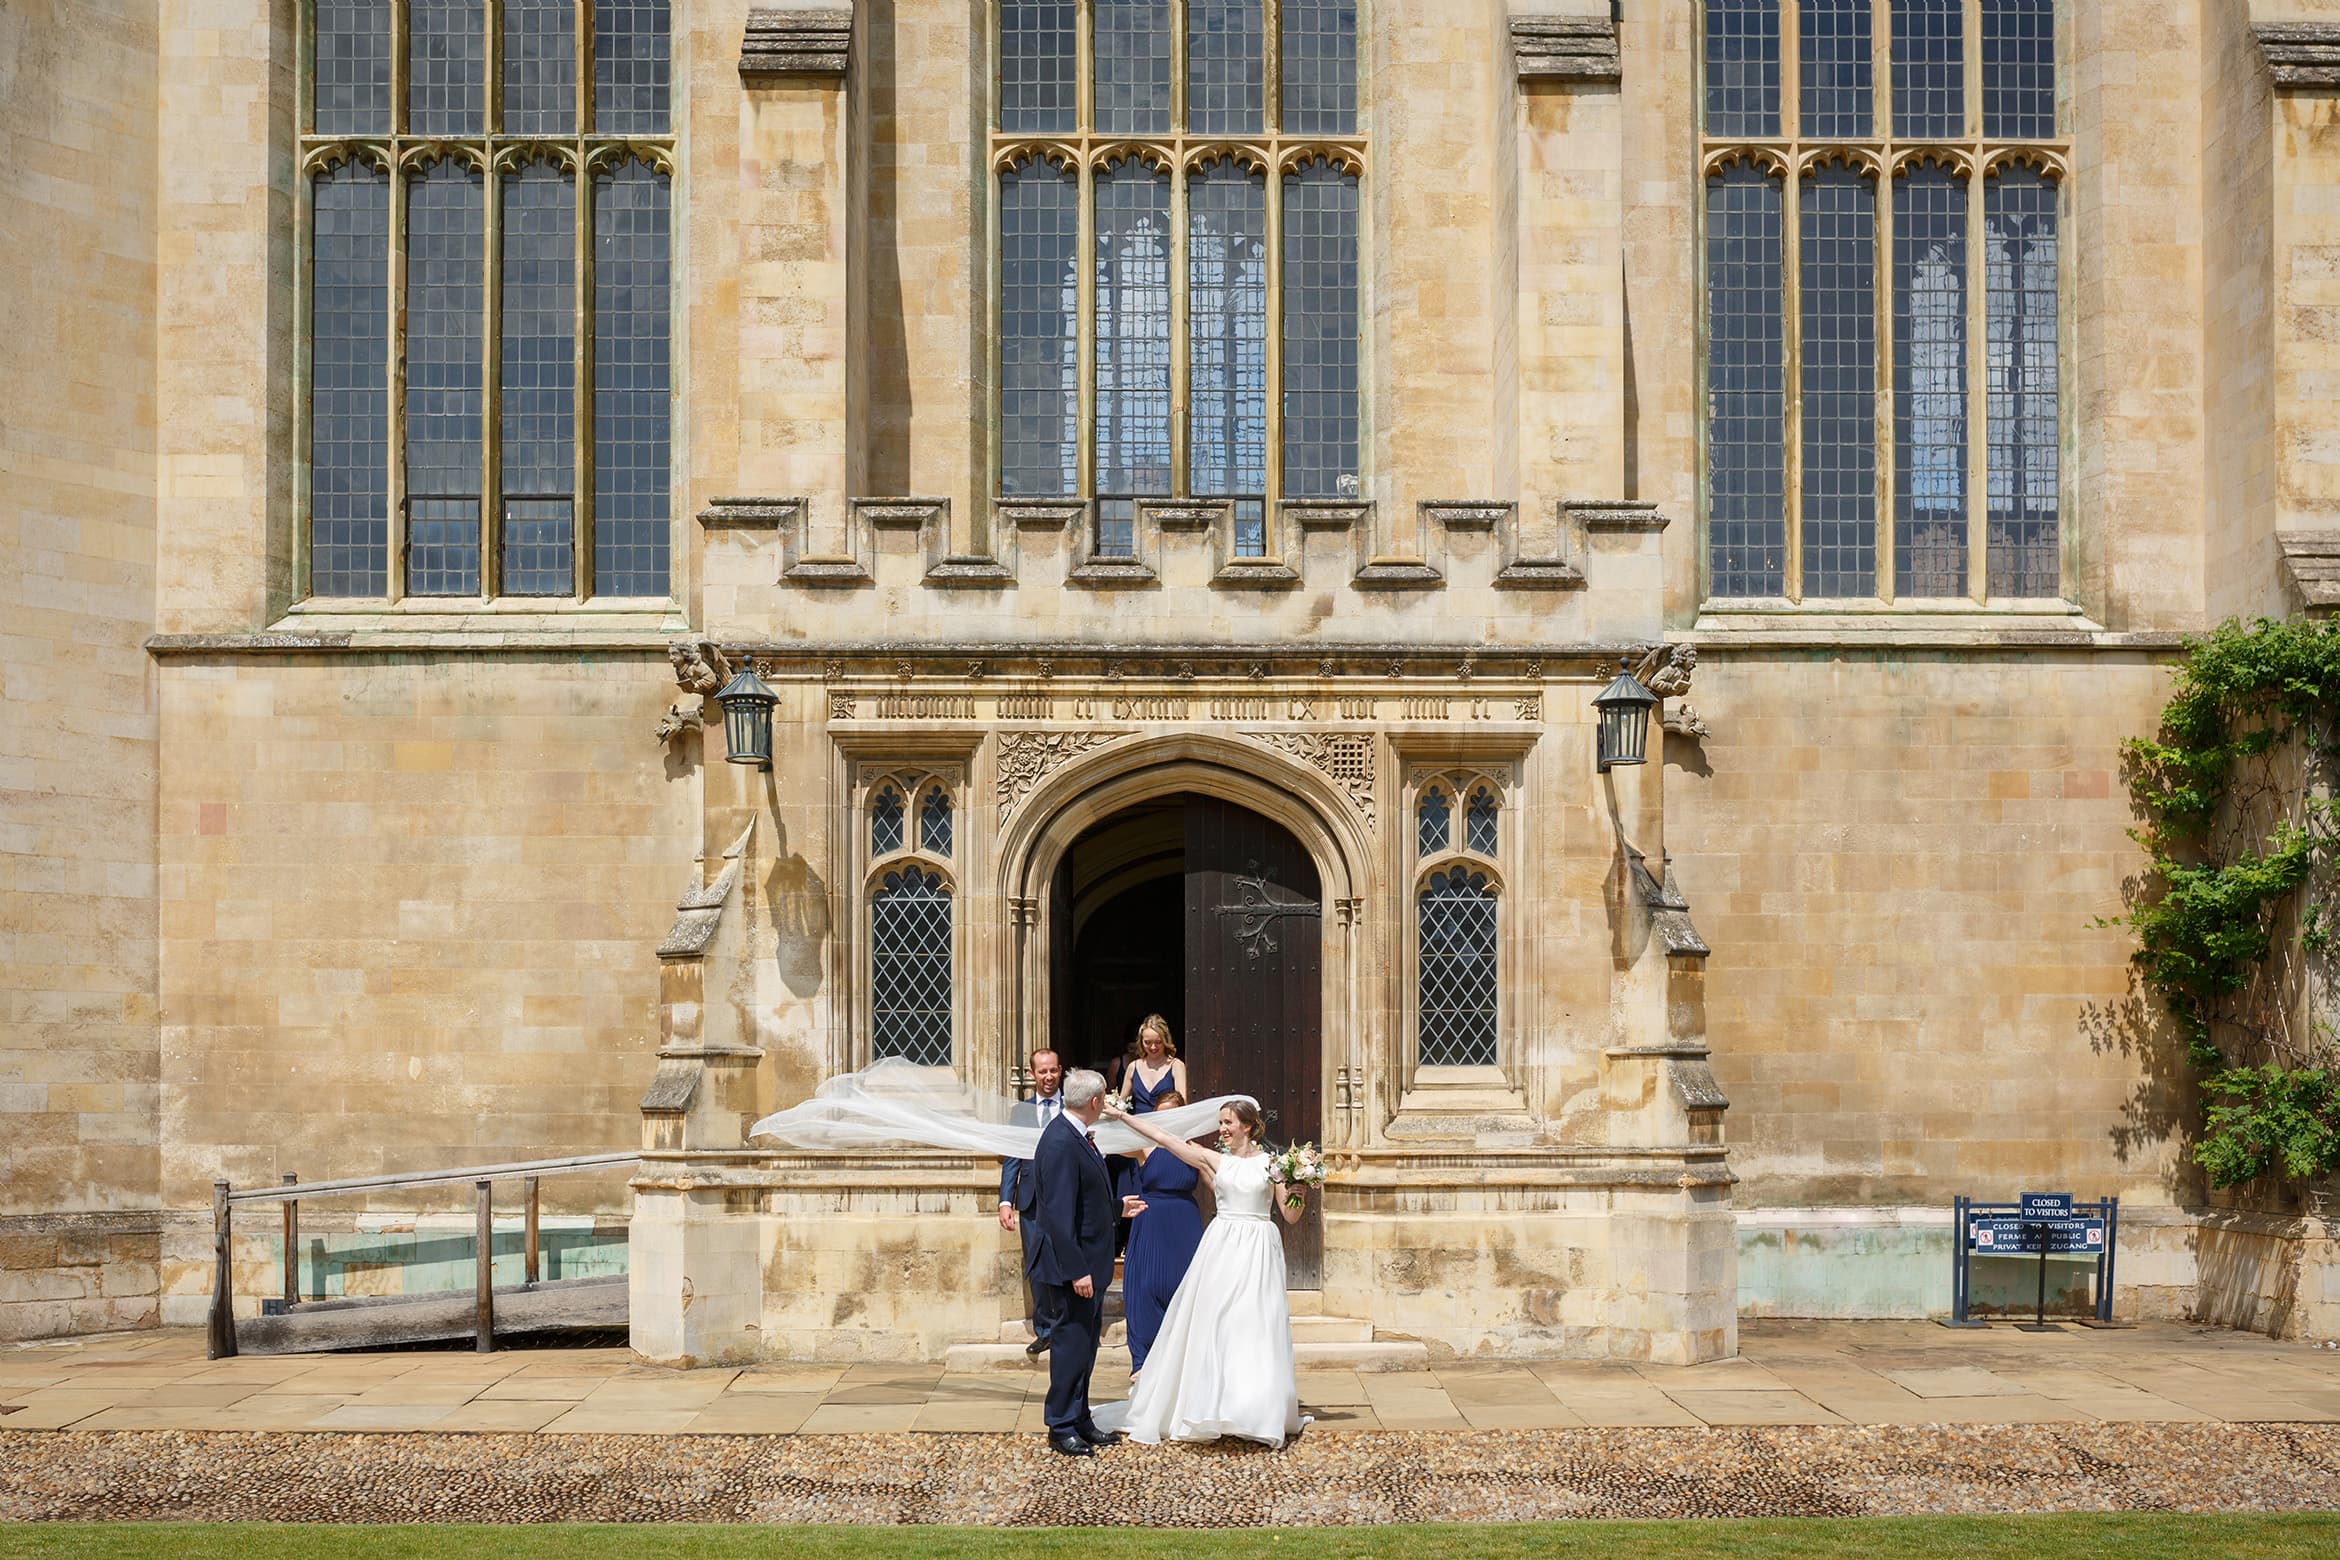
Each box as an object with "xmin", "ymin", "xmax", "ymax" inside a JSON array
[
  {"xmin": 1024, "ymin": 1112, "xmax": 1116, "ymax": 1292},
  {"xmin": 999, "ymin": 1094, "xmax": 1060, "ymax": 1211}
]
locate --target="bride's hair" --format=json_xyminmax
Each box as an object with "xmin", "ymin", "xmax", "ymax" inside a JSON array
[
  {"xmin": 1221, "ymin": 1099, "xmax": 1267, "ymax": 1146},
  {"xmin": 1136, "ymin": 1013, "xmax": 1177, "ymax": 1057}
]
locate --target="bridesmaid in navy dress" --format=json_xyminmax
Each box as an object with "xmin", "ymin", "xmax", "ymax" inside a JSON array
[
  {"xmin": 1124, "ymin": 1015, "xmax": 1187, "ymax": 1114},
  {"xmin": 1119, "ymin": 1089, "xmax": 1206, "ymax": 1376}
]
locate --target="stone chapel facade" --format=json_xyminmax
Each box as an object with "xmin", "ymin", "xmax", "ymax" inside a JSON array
[{"xmin": 6, "ymin": 1, "xmax": 2339, "ymax": 1356}]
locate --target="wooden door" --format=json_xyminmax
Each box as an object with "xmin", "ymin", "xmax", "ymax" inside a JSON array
[{"xmin": 1182, "ymin": 795, "xmax": 1324, "ymax": 1287}]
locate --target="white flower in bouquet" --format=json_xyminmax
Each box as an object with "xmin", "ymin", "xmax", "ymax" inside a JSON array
[
  {"xmin": 1101, "ymin": 1092, "xmax": 1132, "ymax": 1115},
  {"xmin": 1266, "ymin": 1142, "xmax": 1329, "ymax": 1209}
]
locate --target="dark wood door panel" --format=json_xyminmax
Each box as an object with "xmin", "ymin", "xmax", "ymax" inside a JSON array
[{"xmin": 1183, "ymin": 794, "xmax": 1324, "ymax": 1287}]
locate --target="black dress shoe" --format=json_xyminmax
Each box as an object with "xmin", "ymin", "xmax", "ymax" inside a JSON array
[
  {"xmin": 1025, "ymin": 1335, "xmax": 1049, "ymax": 1356},
  {"xmin": 1077, "ymin": 1424, "xmax": 1122, "ymax": 1447},
  {"xmin": 1047, "ymin": 1432, "xmax": 1095, "ymax": 1457}
]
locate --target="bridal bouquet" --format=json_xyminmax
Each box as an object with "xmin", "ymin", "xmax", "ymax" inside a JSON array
[
  {"xmin": 1266, "ymin": 1142, "xmax": 1327, "ymax": 1211},
  {"xmin": 1101, "ymin": 1092, "xmax": 1133, "ymax": 1115}
]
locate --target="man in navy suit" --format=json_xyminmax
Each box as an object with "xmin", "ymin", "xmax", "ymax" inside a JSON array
[
  {"xmin": 1024, "ymin": 1067, "xmax": 1126, "ymax": 1455},
  {"xmin": 998, "ymin": 1048, "xmax": 1065, "ymax": 1355}
]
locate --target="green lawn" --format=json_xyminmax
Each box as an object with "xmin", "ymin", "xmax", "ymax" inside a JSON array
[{"xmin": 3, "ymin": 1517, "xmax": 2335, "ymax": 1560}]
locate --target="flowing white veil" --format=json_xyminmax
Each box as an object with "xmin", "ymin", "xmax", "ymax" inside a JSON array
[{"xmin": 747, "ymin": 1057, "xmax": 1252, "ymax": 1157}]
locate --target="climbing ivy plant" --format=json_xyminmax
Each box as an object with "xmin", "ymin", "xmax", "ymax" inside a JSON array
[{"xmin": 2114, "ymin": 616, "xmax": 2340, "ymax": 1188}]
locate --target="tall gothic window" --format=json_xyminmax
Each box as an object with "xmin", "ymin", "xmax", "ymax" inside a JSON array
[
  {"xmin": 993, "ymin": 1, "xmax": 1363, "ymax": 562},
  {"xmin": 303, "ymin": 1, "xmax": 675, "ymax": 602},
  {"xmin": 1702, "ymin": 0, "xmax": 2063, "ymax": 603},
  {"xmin": 868, "ymin": 772, "xmax": 957, "ymax": 1065},
  {"xmin": 1414, "ymin": 772, "xmax": 1502, "ymax": 1069}
]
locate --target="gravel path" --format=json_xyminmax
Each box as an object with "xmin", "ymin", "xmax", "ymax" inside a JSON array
[{"xmin": 5, "ymin": 1424, "xmax": 2339, "ymax": 1525}]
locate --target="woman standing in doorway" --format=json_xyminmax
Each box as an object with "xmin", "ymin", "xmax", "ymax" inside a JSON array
[{"xmin": 1124, "ymin": 1014, "xmax": 1187, "ymax": 1114}]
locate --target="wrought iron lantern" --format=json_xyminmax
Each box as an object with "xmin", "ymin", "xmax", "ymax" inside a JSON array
[
  {"xmin": 1592, "ymin": 657, "xmax": 1659, "ymax": 772},
  {"xmin": 714, "ymin": 664, "xmax": 777, "ymax": 769}
]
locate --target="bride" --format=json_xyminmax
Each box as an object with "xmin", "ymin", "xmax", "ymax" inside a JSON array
[{"xmin": 1091, "ymin": 1097, "xmax": 1310, "ymax": 1448}]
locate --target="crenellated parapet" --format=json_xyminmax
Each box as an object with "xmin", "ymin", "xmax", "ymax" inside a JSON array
[{"xmin": 696, "ymin": 493, "xmax": 1670, "ymax": 647}]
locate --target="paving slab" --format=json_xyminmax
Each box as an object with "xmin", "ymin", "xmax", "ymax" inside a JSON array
[
  {"xmin": 1667, "ymin": 1389, "xmax": 1846, "ymax": 1427},
  {"xmin": 685, "ymin": 1394, "xmax": 825, "ymax": 1434},
  {"xmin": 422, "ymin": 1399, "xmax": 575, "ymax": 1433},
  {"xmin": 1885, "ymin": 1366, "xmax": 2034, "ymax": 1399}
]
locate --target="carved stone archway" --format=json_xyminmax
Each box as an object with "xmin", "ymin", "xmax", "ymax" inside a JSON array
[{"xmin": 989, "ymin": 733, "xmax": 1381, "ymax": 1146}]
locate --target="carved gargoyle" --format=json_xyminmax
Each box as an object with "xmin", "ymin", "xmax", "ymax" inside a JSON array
[
  {"xmin": 1663, "ymin": 704, "xmax": 1710, "ymax": 740},
  {"xmin": 1633, "ymin": 645, "xmax": 1709, "ymax": 742},
  {"xmin": 667, "ymin": 636, "xmax": 733, "ymax": 697},
  {"xmin": 654, "ymin": 703, "xmax": 705, "ymax": 747}
]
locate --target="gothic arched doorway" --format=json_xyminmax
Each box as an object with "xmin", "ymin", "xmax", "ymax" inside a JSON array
[{"xmin": 1049, "ymin": 792, "xmax": 1324, "ymax": 1285}]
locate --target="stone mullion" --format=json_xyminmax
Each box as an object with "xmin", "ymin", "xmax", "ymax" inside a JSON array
[
  {"xmin": 1964, "ymin": 163, "xmax": 1988, "ymax": 602},
  {"xmin": 1170, "ymin": 160, "xmax": 1191, "ymax": 498},
  {"xmin": 579, "ymin": 0, "xmax": 596, "ymax": 136},
  {"xmin": 1263, "ymin": 156, "xmax": 1284, "ymax": 531},
  {"xmin": 575, "ymin": 158, "xmax": 596, "ymax": 602},
  {"xmin": 483, "ymin": 4, "xmax": 502, "ymax": 599},
  {"xmin": 386, "ymin": 3, "xmax": 411, "ymax": 601},
  {"xmin": 1871, "ymin": 0, "xmax": 1895, "ymax": 601},
  {"xmin": 1781, "ymin": 162, "xmax": 1803, "ymax": 603},
  {"xmin": 293, "ymin": 4, "xmax": 317, "ymax": 601},
  {"xmin": 482, "ymin": 169, "xmax": 505, "ymax": 601},
  {"xmin": 1272, "ymin": 1, "xmax": 1291, "ymax": 549},
  {"xmin": 1964, "ymin": 0, "xmax": 1988, "ymax": 602},
  {"xmin": 387, "ymin": 157, "xmax": 410, "ymax": 603},
  {"xmin": 1873, "ymin": 166, "xmax": 1895, "ymax": 604},
  {"xmin": 1778, "ymin": 0, "xmax": 1802, "ymax": 601},
  {"xmin": 1263, "ymin": 0, "xmax": 1281, "ymax": 134},
  {"xmin": 1076, "ymin": 156, "xmax": 1098, "ymax": 508}
]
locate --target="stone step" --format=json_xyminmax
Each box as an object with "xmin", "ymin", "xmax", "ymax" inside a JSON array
[
  {"xmin": 943, "ymin": 1337, "xmax": 1428, "ymax": 1374},
  {"xmin": 997, "ymin": 1312, "xmax": 1370, "ymax": 1345}
]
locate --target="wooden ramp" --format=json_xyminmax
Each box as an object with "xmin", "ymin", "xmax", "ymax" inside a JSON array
[{"xmin": 236, "ymin": 1274, "xmax": 627, "ymax": 1355}]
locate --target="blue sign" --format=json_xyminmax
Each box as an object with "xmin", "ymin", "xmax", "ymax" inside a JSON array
[
  {"xmin": 2020, "ymin": 1192, "xmax": 2073, "ymax": 1217},
  {"xmin": 1970, "ymin": 1215, "xmax": 2105, "ymax": 1254}
]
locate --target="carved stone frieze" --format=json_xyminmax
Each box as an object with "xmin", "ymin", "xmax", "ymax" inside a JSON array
[
  {"xmin": 995, "ymin": 730, "xmax": 1130, "ymax": 821},
  {"xmin": 1252, "ymin": 731, "xmax": 1376, "ymax": 830}
]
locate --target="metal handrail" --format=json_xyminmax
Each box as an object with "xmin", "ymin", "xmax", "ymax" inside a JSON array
[
  {"xmin": 223, "ymin": 1152, "xmax": 639, "ymax": 1204},
  {"xmin": 208, "ymin": 1151, "xmax": 640, "ymax": 1361}
]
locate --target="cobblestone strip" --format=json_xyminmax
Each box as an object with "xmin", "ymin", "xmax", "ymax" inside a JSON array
[{"xmin": 4, "ymin": 1424, "xmax": 2340, "ymax": 1525}]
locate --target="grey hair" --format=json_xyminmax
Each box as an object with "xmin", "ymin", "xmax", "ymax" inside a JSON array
[{"xmin": 1061, "ymin": 1069, "xmax": 1108, "ymax": 1108}]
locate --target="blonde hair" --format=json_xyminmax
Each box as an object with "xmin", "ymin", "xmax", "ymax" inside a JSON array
[{"xmin": 1137, "ymin": 1014, "xmax": 1177, "ymax": 1057}]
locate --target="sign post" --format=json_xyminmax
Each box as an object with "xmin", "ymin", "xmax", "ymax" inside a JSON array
[{"xmin": 1944, "ymin": 1193, "xmax": 2123, "ymax": 1328}]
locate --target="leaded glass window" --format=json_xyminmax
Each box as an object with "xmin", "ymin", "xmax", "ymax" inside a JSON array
[
  {"xmin": 1465, "ymin": 788, "xmax": 1498, "ymax": 858},
  {"xmin": 871, "ymin": 866, "xmax": 954, "ymax": 1066},
  {"xmin": 1701, "ymin": 1, "xmax": 2063, "ymax": 604},
  {"xmin": 1417, "ymin": 786, "xmax": 1450, "ymax": 858},
  {"xmin": 1418, "ymin": 868, "xmax": 1497, "ymax": 1068},
  {"xmin": 872, "ymin": 787, "xmax": 906, "ymax": 857},
  {"xmin": 300, "ymin": 2, "xmax": 674, "ymax": 604},
  {"xmin": 993, "ymin": 2, "xmax": 1362, "ymax": 561},
  {"xmin": 919, "ymin": 788, "xmax": 954, "ymax": 857}
]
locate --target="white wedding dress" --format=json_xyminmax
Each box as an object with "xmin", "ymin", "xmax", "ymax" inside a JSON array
[{"xmin": 1093, "ymin": 1151, "xmax": 1306, "ymax": 1448}]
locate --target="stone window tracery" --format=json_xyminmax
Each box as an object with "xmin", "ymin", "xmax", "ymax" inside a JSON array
[
  {"xmin": 301, "ymin": 0, "xmax": 674, "ymax": 604},
  {"xmin": 1701, "ymin": 0, "xmax": 2063, "ymax": 605},
  {"xmin": 1413, "ymin": 772, "xmax": 1504, "ymax": 1070},
  {"xmin": 992, "ymin": 1, "xmax": 1363, "ymax": 562},
  {"xmin": 865, "ymin": 770, "xmax": 959, "ymax": 1065}
]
